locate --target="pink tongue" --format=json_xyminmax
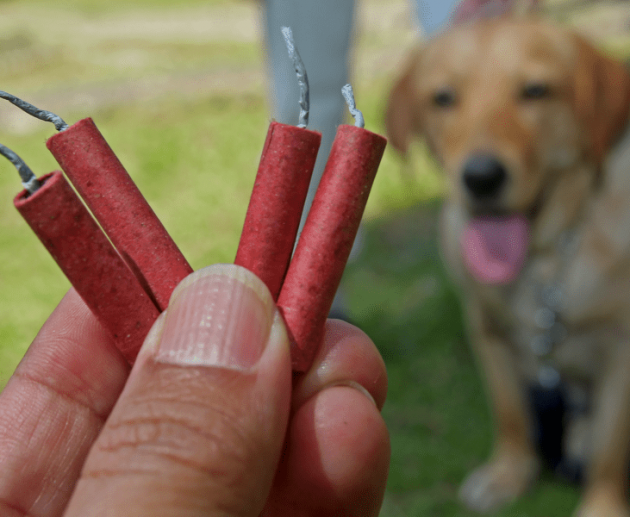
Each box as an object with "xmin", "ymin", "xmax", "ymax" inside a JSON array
[{"xmin": 461, "ymin": 214, "xmax": 529, "ymax": 284}]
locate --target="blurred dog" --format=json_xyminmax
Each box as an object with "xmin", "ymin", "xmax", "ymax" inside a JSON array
[{"xmin": 386, "ymin": 18, "xmax": 630, "ymax": 517}]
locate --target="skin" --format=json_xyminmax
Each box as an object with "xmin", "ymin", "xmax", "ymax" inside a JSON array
[{"xmin": 0, "ymin": 264, "xmax": 390, "ymax": 517}]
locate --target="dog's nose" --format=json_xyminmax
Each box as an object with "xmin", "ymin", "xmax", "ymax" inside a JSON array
[{"xmin": 462, "ymin": 154, "xmax": 507, "ymax": 199}]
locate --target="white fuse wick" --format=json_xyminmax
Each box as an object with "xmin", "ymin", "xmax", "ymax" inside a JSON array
[
  {"xmin": 342, "ymin": 84, "xmax": 365, "ymax": 129},
  {"xmin": 281, "ymin": 27, "xmax": 310, "ymax": 129}
]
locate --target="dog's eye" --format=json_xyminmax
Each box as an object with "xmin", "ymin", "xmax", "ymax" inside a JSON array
[
  {"xmin": 521, "ymin": 82, "xmax": 551, "ymax": 100},
  {"xmin": 432, "ymin": 88, "xmax": 456, "ymax": 108}
]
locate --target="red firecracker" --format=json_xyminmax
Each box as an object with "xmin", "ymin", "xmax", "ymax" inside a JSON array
[
  {"xmin": 14, "ymin": 171, "xmax": 160, "ymax": 363},
  {"xmin": 277, "ymin": 124, "xmax": 387, "ymax": 372},
  {"xmin": 46, "ymin": 118, "xmax": 192, "ymax": 310},
  {"xmin": 235, "ymin": 121, "xmax": 321, "ymax": 300}
]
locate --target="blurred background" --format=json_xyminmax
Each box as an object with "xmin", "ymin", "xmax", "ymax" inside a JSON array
[{"xmin": 0, "ymin": 0, "xmax": 629, "ymax": 515}]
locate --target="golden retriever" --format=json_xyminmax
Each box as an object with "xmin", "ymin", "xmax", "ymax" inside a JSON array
[{"xmin": 386, "ymin": 18, "xmax": 630, "ymax": 517}]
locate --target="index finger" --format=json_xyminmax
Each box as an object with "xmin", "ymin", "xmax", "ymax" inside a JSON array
[{"xmin": 0, "ymin": 288, "xmax": 129, "ymax": 517}]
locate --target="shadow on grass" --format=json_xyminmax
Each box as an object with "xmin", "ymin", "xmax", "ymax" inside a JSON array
[{"xmin": 343, "ymin": 201, "xmax": 580, "ymax": 516}]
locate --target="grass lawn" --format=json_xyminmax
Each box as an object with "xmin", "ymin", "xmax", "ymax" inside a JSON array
[{"xmin": 1, "ymin": 0, "xmax": 629, "ymax": 515}]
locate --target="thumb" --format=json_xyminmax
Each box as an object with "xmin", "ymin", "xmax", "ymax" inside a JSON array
[{"xmin": 64, "ymin": 264, "xmax": 292, "ymax": 517}]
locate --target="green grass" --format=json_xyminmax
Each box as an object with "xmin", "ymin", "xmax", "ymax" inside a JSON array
[{"xmin": 0, "ymin": 29, "xmax": 261, "ymax": 94}]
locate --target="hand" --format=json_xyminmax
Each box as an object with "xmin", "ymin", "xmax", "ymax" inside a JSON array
[{"xmin": 0, "ymin": 264, "xmax": 389, "ymax": 516}]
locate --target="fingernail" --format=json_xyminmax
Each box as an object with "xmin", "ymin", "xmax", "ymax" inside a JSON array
[
  {"xmin": 330, "ymin": 380, "xmax": 379, "ymax": 409},
  {"xmin": 155, "ymin": 264, "xmax": 276, "ymax": 369},
  {"xmin": 293, "ymin": 379, "xmax": 379, "ymax": 413}
]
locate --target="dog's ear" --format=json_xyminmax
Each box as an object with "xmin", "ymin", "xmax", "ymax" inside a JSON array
[
  {"xmin": 573, "ymin": 35, "xmax": 630, "ymax": 166},
  {"xmin": 385, "ymin": 49, "xmax": 423, "ymax": 158}
]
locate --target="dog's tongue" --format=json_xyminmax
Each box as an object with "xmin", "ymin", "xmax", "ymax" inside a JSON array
[{"xmin": 461, "ymin": 214, "xmax": 529, "ymax": 284}]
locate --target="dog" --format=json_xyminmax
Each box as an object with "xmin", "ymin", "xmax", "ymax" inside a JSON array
[{"xmin": 386, "ymin": 18, "xmax": 630, "ymax": 517}]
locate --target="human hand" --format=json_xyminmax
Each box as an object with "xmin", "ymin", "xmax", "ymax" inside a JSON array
[{"xmin": 0, "ymin": 264, "xmax": 389, "ymax": 516}]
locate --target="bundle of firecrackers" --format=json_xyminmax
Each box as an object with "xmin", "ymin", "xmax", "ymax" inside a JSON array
[{"xmin": 2, "ymin": 28, "xmax": 387, "ymax": 373}]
